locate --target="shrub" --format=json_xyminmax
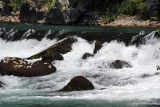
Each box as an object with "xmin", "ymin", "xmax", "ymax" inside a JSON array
[{"xmin": 5, "ymin": 0, "xmax": 27, "ymax": 12}]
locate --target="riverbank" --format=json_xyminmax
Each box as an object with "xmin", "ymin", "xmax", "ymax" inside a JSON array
[
  {"xmin": 1, "ymin": 14, "xmax": 160, "ymax": 28},
  {"xmin": 99, "ymin": 16, "xmax": 160, "ymax": 27}
]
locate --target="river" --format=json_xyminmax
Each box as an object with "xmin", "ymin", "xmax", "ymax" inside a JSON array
[{"xmin": 0, "ymin": 23, "xmax": 159, "ymax": 107}]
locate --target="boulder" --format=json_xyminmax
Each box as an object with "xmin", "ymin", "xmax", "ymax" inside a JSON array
[
  {"xmin": 60, "ymin": 76, "xmax": 94, "ymax": 91},
  {"xmin": 109, "ymin": 60, "xmax": 132, "ymax": 69},
  {"xmin": 0, "ymin": 57, "xmax": 56, "ymax": 77},
  {"xmin": 82, "ymin": 53, "xmax": 93, "ymax": 59},
  {"xmin": 45, "ymin": 7, "xmax": 65, "ymax": 25},
  {"xmin": 19, "ymin": 1, "xmax": 45, "ymax": 23},
  {"xmin": 28, "ymin": 37, "xmax": 76, "ymax": 60},
  {"xmin": 63, "ymin": 8, "xmax": 80, "ymax": 25},
  {"xmin": 93, "ymin": 41, "xmax": 102, "ymax": 54},
  {"xmin": 45, "ymin": 7, "xmax": 80, "ymax": 25}
]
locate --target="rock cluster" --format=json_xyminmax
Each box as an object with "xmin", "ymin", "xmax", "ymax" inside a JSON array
[{"xmin": 82, "ymin": 41, "xmax": 102, "ymax": 59}]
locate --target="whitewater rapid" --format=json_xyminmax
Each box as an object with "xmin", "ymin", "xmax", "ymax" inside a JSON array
[{"xmin": 0, "ymin": 32, "xmax": 160, "ymax": 106}]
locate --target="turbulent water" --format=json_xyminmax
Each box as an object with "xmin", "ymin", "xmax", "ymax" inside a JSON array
[{"xmin": 0, "ymin": 27, "xmax": 160, "ymax": 107}]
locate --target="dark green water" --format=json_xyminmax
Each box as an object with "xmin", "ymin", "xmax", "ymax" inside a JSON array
[{"xmin": 1, "ymin": 22, "xmax": 156, "ymax": 33}]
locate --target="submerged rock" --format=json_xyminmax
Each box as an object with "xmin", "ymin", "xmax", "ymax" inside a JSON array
[
  {"xmin": 82, "ymin": 53, "xmax": 93, "ymax": 59},
  {"xmin": 42, "ymin": 53, "xmax": 64, "ymax": 62},
  {"xmin": 0, "ymin": 81, "xmax": 4, "ymax": 88},
  {"xmin": 0, "ymin": 57, "xmax": 56, "ymax": 77},
  {"xmin": 93, "ymin": 41, "xmax": 102, "ymax": 54},
  {"xmin": 60, "ymin": 76, "xmax": 94, "ymax": 91},
  {"xmin": 28, "ymin": 37, "xmax": 76, "ymax": 61},
  {"xmin": 109, "ymin": 60, "xmax": 132, "ymax": 69}
]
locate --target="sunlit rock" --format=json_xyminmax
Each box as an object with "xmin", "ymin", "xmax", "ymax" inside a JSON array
[
  {"xmin": 0, "ymin": 57, "xmax": 56, "ymax": 77},
  {"xmin": 60, "ymin": 76, "xmax": 94, "ymax": 91}
]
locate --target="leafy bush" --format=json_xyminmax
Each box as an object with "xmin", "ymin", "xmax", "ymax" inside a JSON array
[
  {"xmin": 156, "ymin": 28, "xmax": 160, "ymax": 35},
  {"xmin": 157, "ymin": 65, "xmax": 160, "ymax": 70},
  {"xmin": 5, "ymin": 0, "xmax": 27, "ymax": 12}
]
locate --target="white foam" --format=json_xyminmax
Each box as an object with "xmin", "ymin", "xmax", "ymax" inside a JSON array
[{"xmin": 0, "ymin": 35, "xmax": 160, "ymax": 102}]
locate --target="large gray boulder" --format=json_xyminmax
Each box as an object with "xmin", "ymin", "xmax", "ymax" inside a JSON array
[
  {"xmin": 45, "ymin": 7, "xmax": 80, "ymax": 25},
  {"xmin": 63, "ymin": 8, "xmax": 80, "ymax": 24},
  {"xmin": 20, "ymin": 1, "xmax": 45, "ymax": 23}
]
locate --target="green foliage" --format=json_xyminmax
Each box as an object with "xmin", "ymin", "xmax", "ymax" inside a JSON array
[
  {"xmin": 68, "ymin": 0, "xmax": 78, "ymax": 8},
  {"xmin": 156, "ymin": 28, "xmax": 160, "ymax": 35},
  {"xmin": 157, "ymin": 65, "xmax": 160, "ymax": 70},
  {"xmin": 46, "ymin": 0, "xmax": 56, "ymax": 12},
  {"xmin": 117, "ymin": 0, "xmax": 147, "ymax": 17},
  {"xmin": 6, "ymin": 0, "xmax": 27, "ymax": 12}
]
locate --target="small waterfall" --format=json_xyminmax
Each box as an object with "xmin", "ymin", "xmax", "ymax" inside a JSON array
[
  {"xmin": 143, "ymin": 31, "xmax": 157, "ymax": 44},
  {"xmin": 44, "ymin": 29, "xmax": 52, "ymax": 38},
  {"xmin": 55, "ymin": 29, "xmax": 68, "ymax": 38},
  {"xmin": 5, "ymin": 28, "xmax": 17, "ymax": 39},
  {"xmin": 21, "ymin": 29, "xmax": 35, "ymax": 39}
]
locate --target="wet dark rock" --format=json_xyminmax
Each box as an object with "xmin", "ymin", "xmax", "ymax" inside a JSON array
[
  {"xmin": 109, "ymin": 60, "xmax": 132, "ymax": 69},
  {"xmin": 28, "ymin": 37, "xmax": 77, "ymax": 60},
  {"xmin": 37, "ymin": 85, "xmax": 52, "ymax": 90},
  {"xmin": 42, "ymin": 53, "xmax": 64, "ymax": 62},
  {"xmin": 0, "ymin": 81, "xmax": 4, "ymax": 88},
  {"xmin": 20, "ymin": 1, "xmax": 45, "ymax": 23},
  {"xmin": 82, "ymin": 53, "xmax": 93, "ymax": 59},
  {"xmin": 60, "ymin": 76, "xmax": 94, "ymax": 91},
  {"xmin": 155, "ymin": 72, "xmax": 160, "ymax": 75},
  {"xmin": 93, "ymin": 41, "xmax": 102, "ymax": 54},
  {"xmin": 141, "ymin": 74, "xmax": 151, "ymax": 78},
  {"xmin": 0, "ymin": 57, "xmax": 56, "ymax": 77}
]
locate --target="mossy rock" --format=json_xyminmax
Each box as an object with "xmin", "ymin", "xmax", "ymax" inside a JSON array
[
  {"xmin": 60, "ymin": 76, "xmax": 95, "ymax": 91},
  {"xmin": 93, "ymin": 41, "xmax": 102, "ymax": 54},
  {"xmin": 27, "ymin": 37, "xmax": 77, "ymax": 61}
]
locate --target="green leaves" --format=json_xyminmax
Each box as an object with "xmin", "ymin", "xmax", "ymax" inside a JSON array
[{"xmin": 157, "ymin": 65, "xmax": 160, "ymax": 70}]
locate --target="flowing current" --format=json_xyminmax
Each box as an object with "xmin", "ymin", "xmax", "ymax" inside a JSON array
[{"xmin": 0, "ymin": 30, "xmax": 160, "ymax": 106}]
